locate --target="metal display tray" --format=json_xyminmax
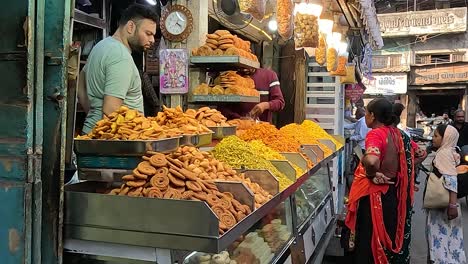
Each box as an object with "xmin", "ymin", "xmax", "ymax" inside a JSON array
[
  {"xmin": 190, "ymin": 95, "xmax": 260, "ymax": 103},
  {"xmin": 64, "ymin": 181, "xmax": 281, "ymax": 253},
  {"xmin": 65, "ymin": 149, "xmax": 342, "ymax": 255},
  {"xmin": 207, "ymin": 126, "xmax": 237, "ymax": 139},
  {"xmin": 190, "ymin": 56, "xmax": 260, "ymax": 70},
  {"xmin": 180, "ymin": 132, "xmax": 213, "ymax": 147},
  {"xmin": 74, "ymin": 137, "xmax": 182, "ymax": 156}
]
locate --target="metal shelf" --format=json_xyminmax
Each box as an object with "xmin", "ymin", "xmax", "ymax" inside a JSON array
[
  {"xmin": 190, "ymin": 56, "xmax": 260, "ymax": 70},
  {"xmin": 190, "ymin": 94, "xmax": 260, "ymax": 103},
  {"xmin": 74, "ymin": 8, "xmax": 106, "ymax": 29}
]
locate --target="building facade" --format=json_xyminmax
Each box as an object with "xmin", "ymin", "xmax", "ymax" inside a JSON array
[{"xmin": 370, "ymin": 0, "xmax": 468, "ymax": 127}]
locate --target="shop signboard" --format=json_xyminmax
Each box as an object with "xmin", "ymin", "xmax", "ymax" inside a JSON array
[
  {"xmin": 363, "ymin": 73, "xmax": 408, "ymax": 95},
  {"xmin": 378, "ymin": 7, "xmax": 467, "ymax": 37},
  {"xmin": 411, "ymin": 62, "xmax": 468, "ymax": 85}
]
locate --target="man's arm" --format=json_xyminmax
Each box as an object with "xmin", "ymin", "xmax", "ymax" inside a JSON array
[
  {"xmin": 102, "ymin": 58, "xmax": 134, "ymax": 117},
  {"xmin": 268, "ymin": 83, "xmax": 285, "ymax": 112},
  {"xmin": 103, "ymin": 95, "xmax": 124, "ymax": 116},
  {"xmin": 350, "ymin": 120, "xmax": 367, "ymax": 142},
  {"xmin": 77, "ymin": 70, "xmax": 90, "ymax": 113},
  {"xmin": 344, "ymin": 122, "xmax": 357, "ymax": 130}
]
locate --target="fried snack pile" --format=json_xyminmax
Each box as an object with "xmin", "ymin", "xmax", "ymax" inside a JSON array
[
  {"xmin": 301, "ymin": 120, "xmax": 343, "ymax": 148},
  {"xmin": 239, "ymin": 123, "xmax": 301, "ymax": 152},
  {"xmin": 228, "ymin": 119, "xmax": 260, "ymax": 132},
  {"xmin": 193, "ymin": 71, "xmax": 259, "ymax": 97},
  {"xmin": 107, "ymin": 148, "xmax": 252, "ymax": 235},
  {"xmin": 186, "ymin": 107, "xmax": 230, "ymax": 127},
  {"xmin": 280, "ymin": 122, "xmax": 333, "ymax": 157},
  {"xmin": 167, "ymin": 146, "xmax": 272, "ymax": 208},
  {"xmin": 239, "ymin": 123, "xmax": 314, "ymax": 168},
  {"xmin": 76, "ymin": 106, "xmax": 177, "ymax": 140},
  {"xmin": 212, "ymin": 136, "xmax": 294, "ymax": 191},
  {"xmin": 191, "ymin": 30, "xmax": 258, "ymax": 62},
  {"xmin": 248, "ymin": 140, "xmax": 305, "ymax": 178},
  {"xmin": 151, "ymin": 106, "xmax": 212, "ymax": 135}
]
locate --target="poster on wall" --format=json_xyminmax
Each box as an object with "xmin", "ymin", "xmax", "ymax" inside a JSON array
[
  {"xmin": 345, "ymin": 83, "xmax": 365, "ymax": 103},
  {"xmin": 363, "ymin": 73, "xmax": 408, "ymax": 95},
  {"xmin": 159, "ymin": 49, "xmax": 189, "ymax": 94}
]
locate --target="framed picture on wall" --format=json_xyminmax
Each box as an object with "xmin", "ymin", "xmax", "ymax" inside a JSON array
[{"xmin": 159, "ymin": 49, "xmax": 189, "ymax": 94}]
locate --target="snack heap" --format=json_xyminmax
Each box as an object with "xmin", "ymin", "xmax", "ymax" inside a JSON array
[
  {"xmin": 193, "ymin": 71, "xmax": 259, "ymax": 97},
  {"xmin": 300, "ymin": 120, "xmax": 343, "ymax": 148},
  {"xmin": 77, "ymin": 106, "xmax": 178, "ymax": 140},
  {"xmin": 212, "ymin": 136, "xmax": 294, "ymax": 191},
  {"xmin": 191, "ymin": 30, "xmax": 258, "ymax": 62},
  {"xmin": 186, "ymin": 107, "xmax": 230, "ymax": 127},
  {"xmin": 107, "ymin": 147, "xmax": 253, "ymax": 234},
  {"xmin": 228, "ymin": 119, "xmax": 263, "ymax": 133},
  {"xmin": 280, "ymin": 122, "xmax": 334, "ymax": 157},
  {"xmin": 247, "ymin": 140, "xmax": 305, "ymax": 178},
  {"xmin": 238, "ymin": 123, "xmax": 314, "ymax": 168},
  {"xmin": 152, "ymin": 106, "xmax": 212, "ymax": 135}
]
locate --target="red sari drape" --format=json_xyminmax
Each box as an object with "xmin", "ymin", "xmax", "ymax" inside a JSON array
[{"xmin": 345, "ymin": 126, "xmax": 415, "ymax": 264}]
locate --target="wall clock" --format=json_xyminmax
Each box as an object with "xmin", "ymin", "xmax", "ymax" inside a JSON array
[{"xmin": 160, "ymin": 4, "xmax": 193, "ymax": 42}]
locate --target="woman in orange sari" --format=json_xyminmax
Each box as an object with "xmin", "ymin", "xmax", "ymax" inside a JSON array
[{"xmin": 345, "ymin": 98, "xmax": 415, "ymax": 264}]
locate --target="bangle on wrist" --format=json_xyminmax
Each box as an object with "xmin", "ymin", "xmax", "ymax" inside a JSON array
[{"xmin": 449, "ymin": 203, "xmax": 459, "ymax": 208}]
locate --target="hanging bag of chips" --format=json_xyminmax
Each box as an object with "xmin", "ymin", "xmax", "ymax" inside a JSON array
[
  {"xmin": 239, "ymin": 0, "xmax": 267, "ymax": 21},
  {"xmin": 331, "ymin": 43, "xmax": 348, "ymax": 76},
  {"xmin": 340, "ymin": 63, "xmax": 357, "ymax": 84},
  {"xmin": 294, "ymin": 3, "xmax": 319, "ymax": 48},
  {"xmin": 277, "ymin": 0, "xmax": 294, "ymax": 40},
  {"xmin": 315, "ymin": 33, "xmax": 327, "ymax": 65}
]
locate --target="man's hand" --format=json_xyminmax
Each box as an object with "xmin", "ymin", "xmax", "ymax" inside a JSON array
[{"xmin": 249, "ymin": 102, "xmax": 270, "ymax": 118}]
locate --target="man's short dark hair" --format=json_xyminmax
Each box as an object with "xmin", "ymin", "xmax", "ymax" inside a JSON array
[{"xmin": 119, "ymin": 4, "xmax": 159, "ymax": 26}]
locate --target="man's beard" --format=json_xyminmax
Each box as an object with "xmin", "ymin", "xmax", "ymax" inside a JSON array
[{"xmin": 128, "ymin": 33, "xmax": 144, "ymax": 53}]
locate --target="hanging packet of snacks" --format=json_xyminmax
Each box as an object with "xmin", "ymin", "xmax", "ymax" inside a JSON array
[
  {"xmin": 331, "ymin": 43, "xmax": 348, "ymax": 76},
  {"xmin": 239, "ymin": 0, "xmax": 267, "ymax": 21},
  {"xmin": 326, "ymin": 47, "xmax": 338, "ymax": 72},
  {"xmin": 315, "ymin": 33, "xmax": 327, "ymax": 65},
  {"xmin": 277, "ymin": 0, "xmax": 294, "ymax": 40},
  {"xmin": 294, "ymin": 3, "xmax": 320, "ymax": 48},
  {"xmin": 340, "ymin": 63, "xmax": 357, "ymax": 84}
]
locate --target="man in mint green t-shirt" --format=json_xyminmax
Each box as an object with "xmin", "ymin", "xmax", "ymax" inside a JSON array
[{"xmin": 78, "ymin": 4, "xmax": 158, "ymax": 134}]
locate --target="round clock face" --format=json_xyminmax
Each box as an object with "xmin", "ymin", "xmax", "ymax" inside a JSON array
[{"xmin": 165, "ymin": 11, "xmax": 187, "ymax": 35}]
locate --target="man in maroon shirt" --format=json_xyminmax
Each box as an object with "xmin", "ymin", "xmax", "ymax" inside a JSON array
[{"xmin": 220, "ymin": 68, "xmax": 285, "ymax": 123}]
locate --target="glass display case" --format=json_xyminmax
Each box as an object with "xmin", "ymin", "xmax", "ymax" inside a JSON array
[
  {"xmin": 295, "ymin": 164, "xmax": 332, "ymax": 228},
  {"xmin": 184, "ymin": 199, "xmax": 294, "ymax": 264}
]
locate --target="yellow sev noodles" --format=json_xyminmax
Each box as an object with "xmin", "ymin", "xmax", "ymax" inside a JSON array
[{"xmin": 212, "ymin": 136, "xmax": 294, "ymax": 190}]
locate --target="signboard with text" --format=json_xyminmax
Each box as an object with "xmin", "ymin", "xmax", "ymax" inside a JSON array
[
  {"xmin": 363, "ymin": 73, "xmax": 408, "ymax": 95},
  {"xmin": 411, "ymin": 62, "xmax": 468, "ymax": 85},
  {"xmin": 378, "ymin": 7, "xmax": 467, "ymax": 37}
]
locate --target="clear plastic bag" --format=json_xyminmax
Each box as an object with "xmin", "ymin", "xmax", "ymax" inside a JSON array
[
  {"xmin": 294, "ymin": 7, "xmax": 319, "ymax": 48},
  {"xmin": 340, "ymin": 63, "xmax": 357, "ymax": 84},
  {"xmin": 326, "ymin": 47, "xmax": 338, "ymax": 72},
  {"xmin": 331, "ymin": 56, "xmax": 348, "ymax": 76},
  {"xmin": 277, "ymin": 0, "xmax": 294, "ymax": 40},
  {"xmin": 239, "ymin": 0, "xmax": 266, "ymax": 21},
  {"xmin": 315, "ymin": 33, "xmax": 327, "ymax": 65},
  {"xmin": 331, "ymin": 45, "xmax": 348, "ymax": 76}
]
